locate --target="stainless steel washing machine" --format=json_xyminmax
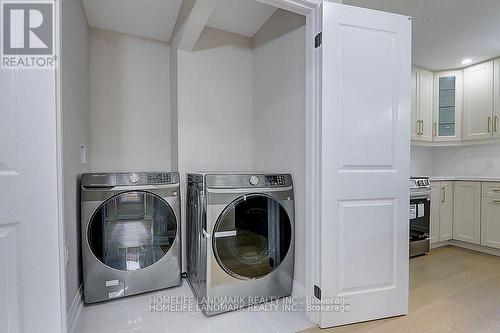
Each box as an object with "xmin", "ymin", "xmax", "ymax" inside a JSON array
[
  {"xmin": 81, "ymin": 172, "xmax": 181, "ymax": 304},
  {"xmin": 186, "ymin": 173, "xmax": 294, "ymax": 316}
]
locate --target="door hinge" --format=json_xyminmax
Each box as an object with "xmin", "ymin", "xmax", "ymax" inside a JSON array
[
  {"xmin": 314, "ymin": 285, "xmax": 321, "ymax": 300},
  {"xmin": 314, "ymin": 32, "xmax": 322, "ymax": 48}
]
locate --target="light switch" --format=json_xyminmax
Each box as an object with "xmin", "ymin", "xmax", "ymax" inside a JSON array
[{"xmin": 80, "ymin": 145, "xmax": 86, "ymax": 164}]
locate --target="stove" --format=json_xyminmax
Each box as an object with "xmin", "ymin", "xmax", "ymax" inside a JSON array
[{"xmin": 409, "ymin": 177, "xmax": 431, "ymax": 257}]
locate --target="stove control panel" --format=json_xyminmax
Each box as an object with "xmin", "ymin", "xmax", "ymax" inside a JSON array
[{"xmin": 410, "ymin": 177, "xmax": 430, "ymax": 189}]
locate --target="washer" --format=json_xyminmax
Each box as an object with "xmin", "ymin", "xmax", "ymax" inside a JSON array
[
  {"xmin": 186, "ymin": 173, "xmax": 294, "ymax": 316},
  {"xmin": 81, "ymin": 172, "xmax": 181, "ymax": 304}
]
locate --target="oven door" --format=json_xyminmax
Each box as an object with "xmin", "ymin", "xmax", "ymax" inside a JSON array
[{"xmin": 409, "ymin": 195, "xmax": 430, "ymax": 242}]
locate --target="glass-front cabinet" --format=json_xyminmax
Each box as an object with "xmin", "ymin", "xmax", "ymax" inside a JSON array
[{"xmin": 433, "ymin": 70, "xmax": 463, "ymax": 142}]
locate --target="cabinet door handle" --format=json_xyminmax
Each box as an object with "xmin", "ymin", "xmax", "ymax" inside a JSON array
[
  {"xmin": 492, "ymin": 200, "xmax": 500, "ymax": 204},
  {"xmin": 492, "ymin": 189, "xmax": 500, "ymax": 192},
  {"xmin": 420, "ymin": 120, "xmax": 424, "ymax": 135},
  {"xmin": 433, "ymin": 122, "xmax": 437, "ymax": 137},
  {"xmin": 495, "ymin": 116, "xmax": 498, "ymax": 132},
  {"xmin": 441, "ymin": 187, "xmax": 445, "ymax": 203},
  {"xmin": 488, "ymin": 117, "xmax": 492, "ymax": 132},
  {"xmin": 416, "ymin": 120, "xmax": 420, "ymax": 135}
]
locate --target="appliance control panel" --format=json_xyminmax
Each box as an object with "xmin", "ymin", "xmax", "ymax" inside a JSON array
[
  {"xmin": 203, "ymin": 173, "xmax": 292, "ymax": 189},
  {"xmin": 265, "ymin": 175, "xmax": 286, "ymax": 186},
  {"xmin": 81, "ymin": 172, "xmax": 179, "ymax": 188},
  {"xmin": 147, "ymin": 173, "xmax": 172, "ymax": 184},
  {"xmin": 410, "ymin": 177, "xmax": 430, "ymax": 189}
]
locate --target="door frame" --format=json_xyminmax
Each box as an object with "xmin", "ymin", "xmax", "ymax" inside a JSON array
[
  {"xmin": 255, "ymin": 0, "xmax": 323, "ymax": 324},
  {"xmin": 55, "ymin": 0, "xmax": 322, "ymax": 328},
  {"xmin": 55, "ymin": 0, "xmax": 68, "ymax": 331}
]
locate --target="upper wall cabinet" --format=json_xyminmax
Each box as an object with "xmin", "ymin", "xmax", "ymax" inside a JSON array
[
  {"xmin": 463, "ymin": 61, "xmax": 494, "ymax": 141},
  {"xmin": 411, "ymin": 67, "xmax": 433, "ymax": 142},
  {"xmin": 433, "ymin": 71, "xmax": 463, "ymax": 142},
  {"xmin": 493, "ymin": 59, "xmax": 500, "ymax": 138}
]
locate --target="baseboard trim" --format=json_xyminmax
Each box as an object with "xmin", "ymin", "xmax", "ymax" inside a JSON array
[
  {"xmin": 430, "ymin": 240, "xmax": 451, "ymax": 249},
  {"xmin": 67, "ymin": 285, "xmax": 83, "ymax": 333},
  {"xmin": 449, "ymin": 240, "xmax": 500, "ymax": 256},
  {"xmin": 431, "ymin": 240, "xmax": 500, "ymax": 257}
]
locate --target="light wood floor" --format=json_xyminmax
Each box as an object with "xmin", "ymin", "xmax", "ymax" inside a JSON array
[{"xmin": 302, "ymin": 245, "xmax": 500, "ymax": 333}]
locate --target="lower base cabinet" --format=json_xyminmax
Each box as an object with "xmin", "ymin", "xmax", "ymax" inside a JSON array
[
  {"xmin": 430, "ymin": 182, "xmax": 441, "ymax": 244},
  {"xmin": 439, "ymin": 181, "xmax": 453, "ymax": 241},
  {"xmin": 481, "ymin": 199, "xmax": 500, "ymax": 249},
  {"xmin": 453, "ymin": 181, "xmax": 481, "ymax": 244},
  {"xmin": 430, "ymin": 181, "xmax": 453, "ymax": 243},
  {"xmin": 431, "ymin": 180, "xmax": 500, "ymax": 249},
  {"xmin": 480, "ymin": 182, "xmax": 500, "ymax": 249}
]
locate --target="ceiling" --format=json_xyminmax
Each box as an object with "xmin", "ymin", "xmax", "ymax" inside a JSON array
[
  {"xmin": 82, "ymin": 0, "xmax": 182, "ymax": 42},
  {"xmin": 342, "ymin": 0, "xmax": 500, "ymax": 70},
  {"xmin": 207, "ymin": 0, "xmax": 277, "ymax": 37}
]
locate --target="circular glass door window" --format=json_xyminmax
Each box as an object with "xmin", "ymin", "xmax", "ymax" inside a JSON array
[
  {"xmin": 88, "ymin": 191, "xmax": 177, "ymax": 271},
  {"xmin": 213, "ymin": 194, "xmax": 292, "ymax": 280}
]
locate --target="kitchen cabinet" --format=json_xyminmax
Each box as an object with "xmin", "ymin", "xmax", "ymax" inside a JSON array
[
  {"xmin": 433, "ymin": 71, "xmax": 463, "ymax": 142},
  {"xmin": 493, "ymin": 59, "xmax": 500, "ymax": 138},
  {"xmin": 481, "ymin": 199, "xmax": 500, "ymax": 249},
  {"xmin": 430, "ymin": 181, "xmax": 453, "ymax": 244},
  {"xmin": 439, "ymin": 181, "xmax": 453, "ymax": 241},
  {"xmin": 481, "ymin": 181, "xmax": 500, "ymax": 249},
  {"xmin": 412, "ymin": 67, "xmax": 433, "ymax": 141},
  {"xmin": 453, "ymin": 181, "xmax": 481, "ymax": 244},
  {"xmin": 430, "ymin": 182, "xmax": 441, "ymax": 243},
  {"xmin": 463, "ymin": 61, "xmax": 494, "ymax": 141}
]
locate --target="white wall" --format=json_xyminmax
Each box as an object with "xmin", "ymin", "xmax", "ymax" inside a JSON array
[
  {"xmin": 89, "ymin": 28, "xmax": 171, "ymax": 172},
  {"xmin": 177, "ymin": 27, "xmax": 254, "ymax": 174},
  {"xmin": 432, "ymin": 144, "xmax": 500, "ymax": 177},
  {"xmin": 177, "ymin": 27, "xmax": 254, "ymax": 270},
  {"xmin": 411, "ymin": 143, "xmax": 500, "ymax": 177},
  {"xmin": 61, "ymin": 0, "xmax": 90, "ymax": 318},
  {"xmin": 410, "ymin": 146, "xmax": 432, "ymax": 176},
  {"xmin": 252, "ymin": 10, "xmax": 306, "ymax": 286}
]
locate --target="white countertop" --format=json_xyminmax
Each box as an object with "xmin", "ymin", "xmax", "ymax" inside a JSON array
[{"xmin": 429, "ymin": 176, "xmax": 500, "ymax": 182}]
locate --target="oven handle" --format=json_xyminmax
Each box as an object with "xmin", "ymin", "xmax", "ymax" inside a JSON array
[
  {"xmin": 410, "ymin": 194, "xmax": 430, "ymax": 200},
  {"xmin": 441, "ymin": 187, "xmax": 445, "ymax": 203}
]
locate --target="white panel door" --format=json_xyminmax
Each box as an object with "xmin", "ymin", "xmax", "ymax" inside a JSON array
[
  {"xmin": 418, "ymin": 69, "xmax": 433, "ymax": 142},
  {"xmin": 481, "ymin": 199, "xmax": 500, "ymax": 249},
  {"xmin": 463, "ymin": 61, "xmax": 493, "ymax": 141},
  {"xmin": 439, "ymin": 181, "xmax": 453, "ymax": 241},
  {"xmin": 0, "ymin": 41, "xmax": 64, "ymax": 333},
  {"xmin": 429, "ymin": 182, "xmax": 441, "ymax": 244},
  {"xmin": 410, "ymin": 68, "xmax": 419, "ymax": 140},
  {"xmin": 319, "ymin": 2, "xmax": 410, "ymax": 328},
  {"xmin": 453, "ymin": 181, "xmax": 481, "ymax": 244}
]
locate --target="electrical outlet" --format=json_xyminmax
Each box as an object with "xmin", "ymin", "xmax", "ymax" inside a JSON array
[
  {"xmin": 488, "ymin": 160, "xmax": 495, "ymax": 170},
  {"xmin": 65, "ymin": 243, "xmax": 69, "ymax": 268}
]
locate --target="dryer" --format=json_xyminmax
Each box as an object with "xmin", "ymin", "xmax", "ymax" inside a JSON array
[
  {"xmin": 81, "ymin": 172, "xmax": 181, "ymax": 304},
  {"xmin": 186, "ymin": 173, "xmax": 294, "ymax": 316}
]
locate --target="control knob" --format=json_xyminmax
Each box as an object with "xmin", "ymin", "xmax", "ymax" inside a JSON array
[
  {"xmin": 129, "ymin": 173, "xmax": 140, "ymax": 184},
  {"xmin": 249, "ymin": 176, "xmax": 259, "ymax": 185}
]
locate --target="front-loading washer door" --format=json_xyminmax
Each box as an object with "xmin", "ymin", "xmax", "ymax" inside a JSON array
[
  {"xmin": 212, "ymin": 193, "xmax": 292, "ymax": 280},
  {"xmin": 87, "ymin": 191, "xmax": 177, "ymax": 271}
]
